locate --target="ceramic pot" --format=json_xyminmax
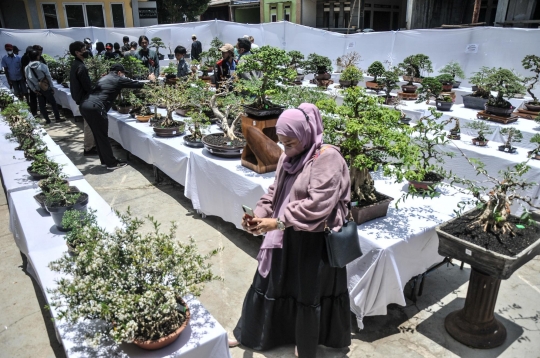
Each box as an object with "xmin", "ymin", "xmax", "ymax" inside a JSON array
[
  {"xmin": 401, "ymin": 84, "xmax": 417, "ymax": 93},
  {"xmin": 436, "ymin": 100, "xmax": 453, "ymax": 111},
  {"xmin": 524, "ymin": 102, "xmax": 540, "ymax": 112},
  {"xmin": 462, "ymin": 95, "xmax": 488, "ymax": 110},
  {"xmin": 485, "ymin": 104, "xmax": 514, "ymax": 117}
]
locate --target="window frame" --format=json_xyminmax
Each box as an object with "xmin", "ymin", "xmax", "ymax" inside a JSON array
[
  {"xmin": 63, "ymin": 2, "xmax": 107, "ymax": 28},
  {"xmin": 41, "ymin": 2, "xmax": 60, "ymax": 29},
  {"xmin": 110, "ymin": 2, "xmax": 126, "ymax": 28}
]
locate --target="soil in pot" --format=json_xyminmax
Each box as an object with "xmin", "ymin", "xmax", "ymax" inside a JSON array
[
  {"xmin": 202, "ymin": 133, "xmax": 246, "ymax": 158},
  {"xmin": 440, "ymin": 209, "xmax": 540, "ymax": 256},
  {"xmin": 524, "ymin": 102, "xmax": 540, "ymax": 112},
  {"xmin": 184, "ymin": 135, "xmax": 204, "ymax": 148},
  {"xmin": 27, "ymin": 167, "xmax": 49, "ymax": 180},
  {"xmin": 401, "ymin": 84, "xmax": 417, "ymax": 94},
  {"xmin": 46, "ymin": 192, "xmax": 89, "ymax": 231},
  {"xmin": 498, "ymin": 145, "xmax": 517, "ymax": 153}
]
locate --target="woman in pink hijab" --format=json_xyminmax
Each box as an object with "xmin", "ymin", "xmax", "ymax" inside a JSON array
[{"xmin": 231, "ymin": 103, "xmax": 352, "ymax": 357}]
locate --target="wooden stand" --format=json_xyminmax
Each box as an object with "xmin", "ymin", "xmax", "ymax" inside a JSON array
[
  {"xmin": 515, "ymin": 108, "xmax": 540, "ymax": 120},
  {"xmin": 398, "ymin": 92, "xmax": 418, "ymax": 101},
  {"xmin": 241, "ymin": 126, "xmax": 282, "ymax": 174},
  {"xmin": 440, "ymin": 91, "xmax": 456, "ymax": 101},
  {"xmin": 477, "ymin": 111, "xmax": 519, "ymax": 124},
  {"xmin": 241, "ymin": 115, "xmax": 279, "ymax": 142}
]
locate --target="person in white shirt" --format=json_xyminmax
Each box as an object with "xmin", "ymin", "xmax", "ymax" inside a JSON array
[{"xmin": 249, "ymin": 36, "xmax": 259, "ymax": 50}]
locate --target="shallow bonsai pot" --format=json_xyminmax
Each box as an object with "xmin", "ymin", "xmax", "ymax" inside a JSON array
[
  {"xmin": 366, "ymin": 81, "xmax": 382, "ymax": 91},
  {"xmin": 27, "ymin": 168, "xmax": 49, "ymax": 180},
  {"xmin": 315, "ymin": 72, "xmax": 331, "ymax": 81},
  {"xmin": 498, "ymin": 145, "xmax": 517, "ymax": 153},
  {"xmin": 183, "ymin": 135, "xmax": 204, "ymax": 148},
  {"xmin": 408, "ymin": 172, "xmax": 442, "ymax": 191},
  {"xmin": 117, "ymin": 105, "xmax": 133, "ymax": 114},
  {"xmin": 167, "ymin": 54, "xmax": 174, "ymax": 60},
  {"xmin": 158, "ymin": 54, "xmax": 164, "ymax": 60},
  {"xmin": 134, "ymin": 298, "xmax": 190, "ymax": 350},
  {"xmin": 136, "ymin": 115, "xmax": 152, "ymax": 123},
  {"xmin": 524, "ymin": 102, "xmax": 540, "ymax": 112},
  {"xmin": 485, "ymin": 104, "xmax": 514, "ymax": 117},
  {"xmin": 442, "ymin": 83, "xmax": 453, "ymax": 92},
  {"xmin": 242, "ymin": 105, "xmax": 284, "ymax": 118},
  {"xmin": 351, "ymin": 192, "xmax": 394, "ymax": 225},
  {"xmin": 528, "ymin": 151, "xmax": 540, "ymax": 160},
  {"xmin": 452, "ymin": 81, "xmax": 461, "ymax": 88},
  {"xmin": 202, "ymin": 134, "xmax": 244, "ymax": 158},
  {"xmin": 436, "ymin": 100, "xmax": 453, "ymax": 111},
  {"xmin": 339, "ymin": 80, "xmax": 351, "ymax": 88},
  {"xmin": 472, "ymin": 138, "xmax": 488, "ymax": 146},
  {"xmin": 45, "ymin": 192, "xmax": 89, "ymax": 231},
  {"xmin": 175, "ymin": 108, "xmax": 192, "ymax": 117},
  {"xmin": 436, "ymin": 209, "xmax": 540, "ymax": 280},
  {"xmin": 153, "ymin": 125, "xmax": 185, "ymax": 138},
  {"xmin": 462, "ymin": 95, "xmax": 489, "ymax": 110},
  {"xmin": 401, "ymin": 84, "xmax": 417, "ymax": 93},
  {"xmin": 400, "ymin": 117, "xmax": 412, "ymax": 125}
]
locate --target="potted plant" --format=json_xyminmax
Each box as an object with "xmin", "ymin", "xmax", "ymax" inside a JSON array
[
  {"xmin": 528, "ymin": 134, "xmax": 540, "ymax": 159},
  {"xmin": 0, "ymin": 89, "xmax": 14, "ymax": 109},
  {"xmin": 150, "ymin": 37, "xmax": 166, "ymax": 60},
  {"xmin": 43, "ymin": 173, "xmax": 88, "ymax": 231},
  {"xmin": 366, "ymin": 61, "xmax": 385, "ymax": 92},
  {"xmin": 521, "ymin": 55, "xmax": 540, "ymax": 112},
  {"xmin": 466, "ymin": 120, "xmax": 494, "ymax": 146},
  {"xmin": 287, "ymin": 50, "xmax": 305, "ymax": 84},
  {"xmin": 48, "ymin": 210, "xmax": 221, "ymax": 350},
  {"xmin": 463, "ymin": 66, "xmax": 496, "ymax": 110},
  {"xmin": 27, "ymin": 153, "xmax": 60, "ymax": 180},
  {"xmin": 405, "ymin": 109, "xmax": 454, "ymax": 191},
  {"xmin": 439, "ymin": 60, "xmax": 466, "ymax": 88},
  {"xmin": 391, "ymin": 96, "xmax": 413, "ymax": 125},
  {"xmin": 236, "ymin": 45, "xmax": 295, "ymax": 117},
  {"xmin": 304, "ymin": 53, "xmax": 333, "ymax": 84},
  {"xmin": 436, "ymin": 154, "xmax": 540, "ymax": 349},
  {"xmin": 377, "ymin": 67, "xmax": 400, "ymax": 105},
  {"xmin": 115, "ymin": 89, "xmax": 137, "ymax": 114},
  {"xmin": 398, "ymin": 54, "xmax": 433, "ymax": 85},
  {"xmin": 184, "ymin": 111, "xmax": 211, "ymax": 148},
  {"xmin": 415, "ymin": 77, "xmax": 443, "ymax": 105},
  {"xmin": 167, "ymin": 45, "xmax": 175, "ymax": 60},
  {"xmin": 163, "ymin": 62, "xmax": 177, "ymax": 84},
  {"xmin": 61, "ymin": 208, "xmax": 101, "ymax": 254},
  {"xmin": 447, "ymin": 117, "xmax": 460, "ymax": 139},
  {"xmin": 436, "ymin": 73, "xmax": 455, "ymax": 92},
  {"xmin": 146, "ymin": 83, "xmax": 186, "ymax": 137},
  {"xmin": 498, "ymin": 127, "xmax": 522, "ymax": 153},
  {"xmin": 321, "ymin": 87, "xmax": 418, "ymax": 224},
  {"xmin": 484, "ymin": 68, "xmax": 526, "ymax": 117},
  {"xmin": 121, "ymin": 56, "xmax": 148, "ymax": 80},
  {"xmin": 339, "ymin": 66, "xmax": 363, "ymax": 88},
  {"xmin": 435, "ymin": 94, "xmax": 454, "ymax": 111}
]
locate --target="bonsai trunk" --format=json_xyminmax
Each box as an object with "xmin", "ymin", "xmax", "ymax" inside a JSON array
[
  {"xmin": 527, "ymin": 76, "xmax": 538, "ymax": 103},
  {"xmin": 471, "ymin": 194, "xmax": 511, "ymax": 233},
  {"xmin": 350, "ymin": 166, "xmax": 377, "ymax": 204},
  {"xmin": 210, "ymin": 92, "xmax": 241, "ymax": 140}
]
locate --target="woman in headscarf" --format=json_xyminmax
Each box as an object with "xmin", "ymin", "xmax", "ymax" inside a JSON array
[{"xmin": 231, "ymin": 103, "xmax": 352, "ymax": 357}]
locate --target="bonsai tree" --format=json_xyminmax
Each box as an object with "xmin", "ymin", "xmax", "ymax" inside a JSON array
[
  {"xmin": 163, "ymin": 62, "xmax": 177, "ymax": 79},
  {"xmin": 236, "ymin": 45, "xmax": 296, "ymax": 110},
  {"xmin": 199, "ymin": 37, "xmax": 224, "ymax": 70},
  {"xmin": 287, "ymin": 50, "xmax": 305, "ymax": 72},
  {"xmin": 416, "ymin": 77, "xmax": 443, "ymax": 104},
  {"xmin": 398, "ymin": 54, "xmax": 433, "ymax": 84},
  {"xmin": 61, "ymin": 208, "xmax": 102, "ymax": 252},
  {"xmin": 43, "ymin": 175, "xmax": 81, "ymax": 208},
  {"xmin": 146, "ymin": 82, "xmax": 185, "ymax": 129},
  {"xmin": 367, "ymin": 61, "xmax": 386, "ymax": 82},
  {"xmin": 48, "ymin": 210, "xmax": 221, "ymax": 346},
  {"xmin": 209, "ymin": 84, "xmax": 245, "ymax": 140},
  {"xmin": 28, "ymin": 153, "xmax": 60, "ymax": 178},
  {"xmin": 115, "ymin": 88, "xmax": 137, "ymax": 109},
  {"xmin": 336, "ymin": 51, "xmax": 362, "ymax": 69},
  {"xmin": 448, "ymin": 117, "xmax": 461, "ymax": 137},
  {"xmin": 185, "ymin": 111, "xmax": 211, "ymax": 142},
  {"xmin": 466, "ymin": 120, "xmax": 494, "ymax": 142},
  {"xmin": 485, "ymin": 68, "xmax": 526, "ymax": 109},
  {"xmin": 377, "ymin": 67, "xmax": 400, "ymax": 100},
  {"xmin": 436, "ymin": 73, "xmax": 455, "ymax": 87},
  {"xmin": 322, "ymin": 86, "xmax": 418, "ymax": 204},
  {"xmin": 522, "ymin": 55, "xmax": 540, "ymax": 105},
  {"xmin": 303, "ymin": 53, "xmax": 333, "ymax": 75},
  {"xmin": 499, "ymin": 127, "xmax": 523, "ymax": 150},
  {"xmin": 0, "ymin": 89, "xmax": 14, "ymax": 109},
  {"xmin": 340, "ymin": 66, "xmax": 363, "ymax": 86},
  {"xmin": 528, "ymin": 133, "xmax": 540, "ymax": 158},
  {"xmin": 271, "ymin": 86, "xmax": 331, "ymax": 109},
  {"xmin": 150, "ymin": 37, "xmax": 167, "ymax": 58},
  {"xmin": 439, "ymin": 61, "xmax": 466, "ymax": 81},
  {"xmin": 121, "ymin": 56, "xmax": 148, "ymax": 80},
  {"xmin": 469, "ymin": 66, "xmax": 496, "ymax": 98},
  {"xmin": 85, "ymin": 55, "xmax": 113, "ymax": 85}
]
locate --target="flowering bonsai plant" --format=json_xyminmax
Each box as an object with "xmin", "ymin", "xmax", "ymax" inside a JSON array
[
  {"xmin": 48, "ymin": 210, "xmax": 221, "ymax": 348},
  {"xmin": 521, "ymin": 54, "xmax": 540, "ymax": 111}
]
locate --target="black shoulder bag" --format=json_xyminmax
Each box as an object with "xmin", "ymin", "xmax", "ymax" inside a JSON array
[{"xmin": 324, "ymin": 203, "xmax": 363, "ymax": 268}]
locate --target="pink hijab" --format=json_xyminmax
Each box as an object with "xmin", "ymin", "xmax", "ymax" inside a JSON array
[{"xmin": 257, "ymin": 103, "xmax": 324, "ymax": 277}]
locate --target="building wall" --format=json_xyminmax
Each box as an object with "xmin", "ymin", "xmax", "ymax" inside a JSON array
[
  {"xmin": 21, "ymin": 0, "xmax": 135, "ymax": 29},
  {"xmin": 302, "ymin": 0, "xmax": 317, "ymax": 27},
  {"xmin": 262, "ymin": 0, "xmax": 296, "ymax": 22},
  {"xmin": 235, "ymin": 6, "xmax": 260, "ymax": 23},
  {"xmin": 0, "ymin": 0, "xmax": 30, "ymax": 29}
]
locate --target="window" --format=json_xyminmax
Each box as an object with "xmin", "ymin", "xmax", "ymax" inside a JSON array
[
  {"xmin": 270, "ymin": 4, "xmax": 277, "ymax": 22},
  {"xmin": 111, "ymin": 4, "xmax": 125, "ymax": 27},
  {"xmin": 65, "ymin": 3, "xmax": 105, "ymax": 27},
  {"xmin": 271, "ymin": 14, "xmax": 277, "ymax": 22},
  {"xmin": 42, "ymin": 4, "xmax": 59, "ymax": 28},
  {"xmin": 284, "ymin": 5, "xmax": 290, "ymax": 21}
]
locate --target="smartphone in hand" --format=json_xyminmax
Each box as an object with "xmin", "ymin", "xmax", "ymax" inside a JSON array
[{"xmin": 242, "ymin": 205, "xmax": 257, "ymax": 229}]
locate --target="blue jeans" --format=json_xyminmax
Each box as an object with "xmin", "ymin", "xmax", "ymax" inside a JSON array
[
  {"xmin": 11, "ymin": 79, "xmax": 28, "ymax": 97},
  {"xmin": 37, "ymin": 89, "xmax": 60, "ymax": 123}
]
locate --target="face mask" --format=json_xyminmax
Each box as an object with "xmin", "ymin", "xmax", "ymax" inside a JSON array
[{"xmin": 7, "ymin": 51, "xmax": 13, "ymax": 55}]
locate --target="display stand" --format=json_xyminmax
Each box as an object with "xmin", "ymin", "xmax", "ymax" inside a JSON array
[
  {"xmin": 515, "ymin": 108, "xmax": 540, "ymax": 120},
  {"xmin": 398, "ymin": 92, "xmax": 418, "ymax": 101},
  {"xmin": 241, "ymin": 126, "xmax": 282, "ymax": 174},
  {"xmin": 476, "ymin": 111, "xmax": 519, "ymax": 124},
  {"xmin": 441, "ymin": 91, "xmax": 456, "ymax": 101}
]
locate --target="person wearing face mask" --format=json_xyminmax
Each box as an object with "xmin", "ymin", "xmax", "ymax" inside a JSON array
[
  {"xmin": 235, "ymin": 38, "xmax": 261, "ymax": 81},
  {"xmin": 233, "ymin": 103, "xmax": 352, "ymax": 357},
  {"xmin": 134, "ymin": 35, "xmax": 159, "ymax": 77},
  {"xmin": 121, "ymin": 36, "xmax": 130, "ymax": 54},
  {"xmin": 214, "ymin": 43, "xmax": 236, "ymax": 92},
  {"xmin": 2, "ymin": 43, "xmax": 29, "ymax": 102},
  {"xmin": 83, "ymin": 38, "xmax": 94, "ymax": 58}
]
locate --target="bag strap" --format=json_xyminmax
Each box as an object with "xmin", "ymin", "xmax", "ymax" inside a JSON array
[{"xmin": 30, "ymin": 67, "xmax": 44, "ymax": 81}]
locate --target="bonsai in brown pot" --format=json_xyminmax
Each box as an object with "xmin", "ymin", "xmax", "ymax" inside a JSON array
[
  {"xmin": 366, "ymin": 61, "xmax": 385, "ymax": 92},
  {"xmin": 439, "ymin": 60, "xmax": 466, "ymax": 88},
  {"xmin": 304, "ymin": 53, "xmax": 333, "ymax": 86},
  {"xmin": 466, "ymin": 120, "xmax": 494, "ymax": 147},
  {"xmin": 436, "ymin": 151, "xmax": 540, "ymax": 349}
]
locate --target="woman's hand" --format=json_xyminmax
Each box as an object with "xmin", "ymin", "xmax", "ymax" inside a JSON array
[
  {"xmin": 250, "ymin": 218, "xmax": 278, "ymax": 236},
  {"xmin": 241, "ymin": 214, "xmax": 257, "ymax": 232}
]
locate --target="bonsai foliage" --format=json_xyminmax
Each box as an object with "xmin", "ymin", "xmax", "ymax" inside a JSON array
[
  {"xmin": 2, "ymin": 102, "xmax": 46, "ymax": 159},
  {"xmin": 486, "ymin": 68, "xmax": 526, "ymax": 108},
  {"xmin": 121, "ymin": 56, "xmax": 148, "ymax": 80},
  {"xmin": 377, "ymin": 67, "xmax": 400, "ymax": 99},
  {"xmin": 322, "ymin": 87, "xmax": 418, "ymax": 204},
  {"xmin": 416, "ymin": 77, "xmax": 442, "ymax": 104},
  {"xmin": 340, "ymin": 66, "xmax": 363, "ymax": 83},
  {"xmin": 85, "ymin": 55, "xmax": 113, "ymax": 85},
  {"xmin": 303, "ymin": 53, "xmax": 333, "ymax": 75},
  {"xmin": 146, "ymin": 82, "xmax": 185, "ymax": 129},
  {"xmin": 271, "ymin": 86, "xmax": 330, "ymax": 109},
  {"xmin": 466, "ymin": 120, "xmax": 494, "ymax": 141},
  {"xmin": 43, "ymin": 175, "xmax": 81, "ymax": 207},
  {"xmin": 398, "ymin": 54, "xmax": 433, "ymax": 84},
  {"xmin": 48, "ymin": 210, "xmax": 221, "ymax": 345},
  {"xmin": 439, "ymin": 61, "xmax": 465, "ymax": 80},
  {"xmin": 199, "ymin": 37, "xmax": 223, "ymax": 69},
  {"xmin": 236, "ymin": 46, "xmax": 296, "ymax": 109},
  {"xmin": 529, "ymin": 134, "xmax": 540, "ymax": 157},
  {"xmin": 185, "ymin": 111, "xmax": 210, "ymax": 141},
  {"xmin": 116, "ymin": 88, "xmax": 137, "ymax": 107},
  {"xmin": 469, "ymin": 66, "xmax": 496, "ymax": 98},
  {"xmin": 436, "ymin": 74, "xmax": 454, "ymax": 86},
  {"xmin": 0, "ymin": 89, "xmax": 14, "ymax": 109},
  {"xmin": 29, "ymin": 153, "xmax": 60, "ymax": 176},
  {"xmin": 405, "ymin": 108, "xmax": 454, "ymax": 182},
  {"xmin": 163, "ymin": 62, "xmax": 177, "ymax": 76},
  {"xmin": 56, "ymin": 52, "xmax": 75, "ymax": 83},
  {"xmin": 522, "ymin": 55, "xmax": 540, "ymax": 104},
  {"xmin": 287, "ymin": 50, "xmax": 305, "ymax": 71},
  {"xmin": 367, "ymin": 61, "xmax": 385, "ymax": 82},
  {"xmin": 62, "ymin": 208, "xmax": 101, "ymax": 251},
  {"xmin": 337, "ymin": 51, "xmax": 362, "ymax": 69},
  {"xmin": 500, "ymin": 127, "xmax": 523, "ymax": 149},
  {"xmin": 150, "ymin": 37, "xmax": 167, "ymax": 56}
]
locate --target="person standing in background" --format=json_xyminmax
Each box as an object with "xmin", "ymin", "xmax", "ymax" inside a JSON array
[
  {"xmin": 21, "ymin": 46, "xmax": 38, "ymax": 116},
  {"xmin": 135, "ymin": 36, "xmax": 159, "ymax": 77},
  {"xmin": 121, "ymin": 36, "xmax": 130, "ymax": 53},
  {"xmin": 2, "ymin": 44, "xmax": 28, "ymax": 102},
  {"xmin": 174, "ymin": 46, "xmax": 189, "ymax": 78},
  {"xmin": 83, "ymin": 38, "xmax": 94, "ymax": 58},
  {"xmin": 68, "ymin": 41, "xmax": 97, "ymax": 157},
  {"xmin": 249, "ymin": 36, "xmax": 259, "ymax": 50},
  {"xmin": 95, "ymin": 42, "xmax": 106, "ymax": 57},
  {"xmin": 32, "ymin": 45, "xmax": 47, "ymax": 64},
  {"xmin": 104, "ymin": 43, "xmax": 117, "ymax": 60},
  {"xmin": 190, "ymin": 34, "xmax": 202, "ymax": 62},
  {"xmin": 113, "ymin": 43, "xmax": 124, "ymax": 58},
  {"xmin": 25, "ymin": 50, "xmax": 61, "ymax": 124}
]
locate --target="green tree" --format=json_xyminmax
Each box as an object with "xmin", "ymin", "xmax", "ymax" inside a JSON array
[{"xmin": 156, "ymin": 0, "xmax": 210, "ymax": 23}]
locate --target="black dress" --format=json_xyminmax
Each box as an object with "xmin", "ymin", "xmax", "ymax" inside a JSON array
[{"xmin": 234, "ymin": 227, "xmax": 351, "ymax": 357}]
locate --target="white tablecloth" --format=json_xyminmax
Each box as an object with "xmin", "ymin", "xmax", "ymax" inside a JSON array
[{"xmin": 52, "ymin": 83, "xmax": 81, "ymax": 116}]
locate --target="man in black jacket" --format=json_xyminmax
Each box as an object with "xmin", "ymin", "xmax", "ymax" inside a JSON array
[
  {"xmin": 79, "ymin": 63, "xmax": 145, "ymax": 170},
  {"xmin": 69, "ymin": 41, "xmax": 97, "ymax": 157},
  {"xmin": 191, "ymin": 34, "xmax": 202, "ymax": 62}
]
